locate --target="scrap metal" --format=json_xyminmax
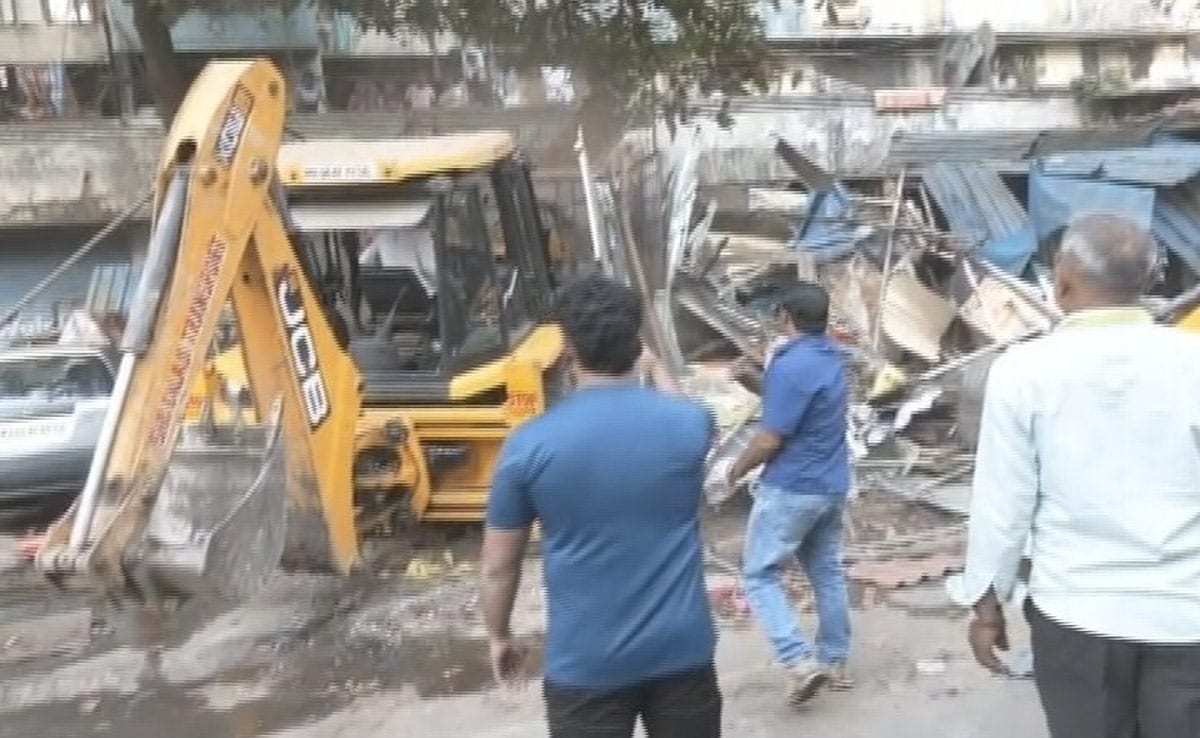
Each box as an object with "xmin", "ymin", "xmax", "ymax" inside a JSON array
[{"xmin": 631, "ymin": 122, "xmax": 1200, "ymax": 596}]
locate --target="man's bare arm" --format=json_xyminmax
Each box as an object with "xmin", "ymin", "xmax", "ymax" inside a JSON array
[
  {"xmin": 481, "ymin": 527, "xmax": 531, "ymax": 639},
  {"xmin": 729, "ymin": 429, "xmax": 782, "ymax": 484},
  {"xmin": 640, "ymin": 350, "xmax": 681, "ymax": 395},
  {"xmin": 973, "ymin": 587, "xmax": 1004, "ymax": 623}
]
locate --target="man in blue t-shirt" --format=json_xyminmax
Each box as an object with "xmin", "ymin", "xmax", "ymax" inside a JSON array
[
  {"xmin": 481, "ymin": 275, "xmax": 721, "ymax": 738},
  {"xmin": 727, "ymin": 282, "xmax": 852, "ymax": 706}
]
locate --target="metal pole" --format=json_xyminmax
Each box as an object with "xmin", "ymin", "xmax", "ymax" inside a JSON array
[
  {"xmin": 68, "ymin": 169, "xmax": 189, "ymax": 552},
  {"xmin": 871, "ymin": 168, "xmax": 907, "ymax": 352},
  {"xmin": 575, "ymin": 127, "xmax": 608, "ymax": 271}
]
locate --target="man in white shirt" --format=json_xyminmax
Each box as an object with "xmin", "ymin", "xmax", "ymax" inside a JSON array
[{"xmin": 949, "ymin": 214, "xmax": 1200, "ymax": 738}]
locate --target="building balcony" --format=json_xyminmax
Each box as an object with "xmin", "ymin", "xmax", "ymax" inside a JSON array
[
  {"xmin": 0, "ymin": 105, "xmax": 580, "ymax": 227},
  {"xmin": 1, "ymin": 0, "xmax": 105, "ymax": 64},
  {"xmin": 760, "ymin": 0, "xmax": 1200, "ymax": 45},
  {"xmin": 0, "ymin": 22, "xmax": 107, "ymax": 64}
]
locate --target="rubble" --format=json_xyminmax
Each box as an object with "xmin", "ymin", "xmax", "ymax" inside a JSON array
[
  {"xmin": 607, "ymin": 130, "xmax": 1200, "ymax": 597},
  {"xmin": 651, "ymin": 129, "xmax": 1200, "ymax": 509}
]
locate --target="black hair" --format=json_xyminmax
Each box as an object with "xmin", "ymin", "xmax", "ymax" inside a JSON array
[
  {"xmin": 777, "ymin": 282, "xmax": 830, "ymax": 334},
  {"xmin": 554, "ymin": 274, "xmax": 643, "ymax": 375}
]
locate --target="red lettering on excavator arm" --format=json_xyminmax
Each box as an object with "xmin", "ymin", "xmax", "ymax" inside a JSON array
[{"xmin": 37, "ymin": 59, "xmax": 365, "ymax": 598}]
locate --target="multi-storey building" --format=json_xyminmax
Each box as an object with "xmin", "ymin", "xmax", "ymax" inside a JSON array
[
  {"xmin": 2, "ymin": 0, "xmax": 1200, "ymax": 326},
  {"xmin": 680, "ymin": 0, "xmax": 1200, "ymax": 183},
  {"xmin": 0, "ymin": 1, "xmax": 580, "ymax": 328}
]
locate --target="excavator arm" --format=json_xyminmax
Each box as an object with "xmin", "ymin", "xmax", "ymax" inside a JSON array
[{"xmin": 37, "ymin": 59, "xmax": 363, "ymax": 601}]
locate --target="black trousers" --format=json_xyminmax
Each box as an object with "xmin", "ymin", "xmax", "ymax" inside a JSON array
[
  {"xmin": 1026, "ymin": 600, "xmax": 1200, "ymax": 738},
  {"xmin": 543, "ymin": 663, "xmax": 722, "ymax": 738}
]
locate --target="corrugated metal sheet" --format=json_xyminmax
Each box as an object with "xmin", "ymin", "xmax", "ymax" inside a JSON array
[
  {"xmin": 1037, "ymin": 145, "xmax": 1200, "ymax": 187},
  {"xmin": 1032, "ymin": 126, "xmax": 1156, "ymax": 153},
  {"xmin": 1152, "ymin": 181, "xmax": 1200, "ymax": 274},
  {"xmin": 889, "ymin": 130, "xmax": 1036, "ymax": 165},
  {"xmin": 888, "ymin": 126, "xmax": 1157, "ymax": 165},
  {"xmin": 923, "ymin": 163, "xmax": 1027, "ymax": 242},
  {"xmin": 924, "ymin": 162, "xmax": 1036, "ymax": 273}
]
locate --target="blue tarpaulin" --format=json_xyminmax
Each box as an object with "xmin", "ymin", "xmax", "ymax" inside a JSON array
[
  {"xmin": 792, "ymin": 184, "xmax": 861, "ymax": 262},
  {"xmin": 1027, "ymin": 166, "xmax": 1156, "ymax": 242},
  {"xmin": 1153, "ymin": 182, "xmax": 1200, "ymax": 275},
  {"xmin": 981, "ymin": 223, "xmax": 1039, "ymax": 275},
  {"xmin": 1037, "ymin": 144, "xmax": 1200, "ymax": 187}
]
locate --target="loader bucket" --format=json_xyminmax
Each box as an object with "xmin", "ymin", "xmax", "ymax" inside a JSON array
[{"xmin": 131, "ymin": 400, "xmax": 288, "ymax": 600}]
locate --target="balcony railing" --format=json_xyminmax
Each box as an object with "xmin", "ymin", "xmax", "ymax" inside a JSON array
[
  {"xmin": 759, "ymin": 0, "xmax": 1200, "ymax": 40},
  {"xmin": 0, "ymin": 0, "xmax": 93, "ymax": 25}
]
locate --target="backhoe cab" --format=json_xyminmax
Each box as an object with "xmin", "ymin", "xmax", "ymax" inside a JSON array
[
  {"xmin": 275, "ymin": 133, "xmax": 567, "ymax": 524},
  {"xmin": 35, "ymin": 59, "xmax": 567, "ymax": 603},
  {"xmin": 277, "ymin": 133, "xmax": 559, "ymax": 389}
]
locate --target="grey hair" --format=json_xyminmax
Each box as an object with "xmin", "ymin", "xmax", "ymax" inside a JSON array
[{"xmin": 1058, "ymin": 213, "xmax": 1157, "ymax": 297}]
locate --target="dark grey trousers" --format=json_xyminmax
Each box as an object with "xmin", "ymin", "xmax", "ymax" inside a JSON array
[{"xmin": 1026, "ymin": 600, "xmax": 1200, "ymax": 738}]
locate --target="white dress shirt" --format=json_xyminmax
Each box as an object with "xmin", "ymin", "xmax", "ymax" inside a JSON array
[{"xmin": 948, "ymin": 307, "xmax": 1200, "ymax": 644}]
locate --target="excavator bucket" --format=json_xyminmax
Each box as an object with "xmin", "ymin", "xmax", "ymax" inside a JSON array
[
  {"xmin": 33, "ymin": 59, "xmax": 364, "ymax": 602},
  {"xmin": 131, "ymin": 399, "xmax": 288, "ymax": 600}
]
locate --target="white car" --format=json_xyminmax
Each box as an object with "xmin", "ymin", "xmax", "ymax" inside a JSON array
[{"xmin": 0, "ymin": 345, "xmax": 115, "ymax": 505}]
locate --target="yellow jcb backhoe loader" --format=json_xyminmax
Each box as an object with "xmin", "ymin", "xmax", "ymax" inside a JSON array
[{"xmin": 36, "ymin": 58, "xmax": 567, "ymax": 602}]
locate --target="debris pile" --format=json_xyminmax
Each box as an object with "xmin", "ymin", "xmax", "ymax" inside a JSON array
[{"xmin": 644, "ymin": 131, "xmax": 1200, "ymax": 506}]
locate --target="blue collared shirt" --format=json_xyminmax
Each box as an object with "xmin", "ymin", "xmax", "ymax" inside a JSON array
[
  {"xmin": 948, "ymin": 307, "xmax": 1200, "ymax": 643},
  {"xmin": 760, "ymin": 333, "xmax": 851, "ymax": 495}
]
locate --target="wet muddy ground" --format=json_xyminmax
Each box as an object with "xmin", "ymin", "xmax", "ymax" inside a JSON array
[{"xmin": 0, "ymin": 488, "xmax": 1045, "ymax": 738}]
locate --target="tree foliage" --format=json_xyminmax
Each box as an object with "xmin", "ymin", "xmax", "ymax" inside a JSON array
[
  {"xmin": 128, "ymin": 0, "xmax": 774, "ymax": 123},
  {"xmin": 340, "ymin": 0, "xmax": 773, "ymax": 100}
]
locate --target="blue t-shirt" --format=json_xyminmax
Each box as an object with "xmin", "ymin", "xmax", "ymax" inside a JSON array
[
  {"xmin": 760, "ymin": 334, "xmax": 851, "ymax": 495},
  {"xmin": 486, "ymin": 383, "xmax": 717, "ymax": 690}
]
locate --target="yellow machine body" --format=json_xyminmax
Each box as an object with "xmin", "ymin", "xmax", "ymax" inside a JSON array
[{"xmin": 37, "ymin": 59, "xmax": 567, "ymax": 598}]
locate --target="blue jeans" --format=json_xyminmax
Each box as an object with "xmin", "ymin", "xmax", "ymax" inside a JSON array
[{"xmin": 742, "ymin": 484, "xmax": 851, "ymax": 668}]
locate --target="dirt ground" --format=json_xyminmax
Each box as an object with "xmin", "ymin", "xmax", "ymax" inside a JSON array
[{"xmin": 0, "ymin": 493, "xmax": 1048, "ymax": 738}]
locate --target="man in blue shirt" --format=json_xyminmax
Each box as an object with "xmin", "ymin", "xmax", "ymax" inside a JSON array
[
  {"xmin": 728, "ymin": 282, "xmax": 852, "ymax": 705},
  {"xmin": 481, "ymin": 274, "xmax": 721, "ymax": 737}
]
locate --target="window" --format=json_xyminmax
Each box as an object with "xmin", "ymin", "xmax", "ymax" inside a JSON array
[
  {"xmin": 480, "ymin": 188, "xmax": 535, "ymax": 339},
  {"xmin": 436, "ymin": 186, "xmax": 506, "ymax": 369},
  {"xmin": 45, "ymin": 0, "xmax": 93, "ymax": 24},
  {"xmin": 0, "ymin": 0, "xmax": 95, "ymax": 24},
  {"xmin": 0, "ymin": 354, "xmax": 112, "ymax": 404},
  {"xmin": 489, "ymin": 158, "xmax": 554, "ymax": 334}
]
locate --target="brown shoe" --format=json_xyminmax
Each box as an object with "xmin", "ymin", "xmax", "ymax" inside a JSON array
[{"xmin": 786, "ymin": 658, "xmax": 830, "ymax": 705}]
